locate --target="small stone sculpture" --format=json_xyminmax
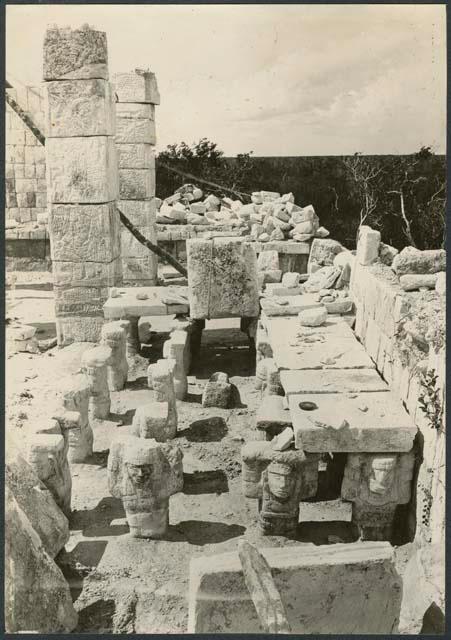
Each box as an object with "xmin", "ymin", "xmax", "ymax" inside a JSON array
[
  {"xmin": 241, "ymin": 442, "xmax": 319, "ymax": 536},
  {"xmin": 341, "ymin": 451, "xmax": 415, "ymax": 541},
  {"xmin": 101, "ymin": 321, "xmax": 128, "ymax": 391},
  {"xmin": 55, "ymin": 409, "xmax": 93, "ymax": 463},
  {"xmin": 163, "ymin": 330, "xmax": 188, "ymax": 400},
  {"xmin": 27, "ymin": 434, "xmax": 72, "ymax": 517},
  {"xmin": 202, "ymin": 372, "xmax": 233, "ymax": 408},
  {"xmin": 132, "ymin": 402, "xmax": 172, "ymax": 442},
  {"xmin": 81, "ymin": 345, "xmax": 112, "ymax": 419},
  {"xmin": 108, "ymin": 435, "xmax": 183, "ymax": 538},
  {"xmin": 147, "ymin": 359, "xmax": 178, "ymax": 435}
]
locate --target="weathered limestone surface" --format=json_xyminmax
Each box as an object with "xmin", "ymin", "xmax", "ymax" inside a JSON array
[
  {"xmin": 101, "ymin": 321, "xmax": 128, "ymax": 390},
  {"xmin": 55, "ymin": 409, "xmax": 93, "ymax": 463},
  {"xmin": 260, "ymin": 294, "xmax": 323, "ymax": 317},
  {"xmin": 45, "ymin": 79, "xmax": 115, "ymax": 137},
  {"xmin": 202, "ymin": 372, "xmax": 233, "ymax": 408},
  {"xmin": 290, "ymin": 391, "xmax": 417, "ymax": 452},
  {"xmin": 6, "ymin": 447, "xmax": 69, "ymax": 558},
  {"xmin": 188, "ymin": 542, "xmax": 402, "ymax": 633},
  {"xmin": 5, "ymin": 487, "xmax": 78, "ymax": 632},
  {"xmin": 187, "ymin": 238, "xmax": 259, "ymax": 319},
  {"xmin": 298, "ymin": 306, "xmax": 328, "ymax": 327},
  {"xmin": 256, "ymin": 395, "xmax": 292, "ymax": 440},
  {"xmin": 241, "ymin": 442, "xmax": 319, "ymax": 536},
  {"xmin": 43, "ymin": 25, "xmax": 108, "ymax": 80},
  {"xmin": 119, "ymin": 168, "xmax": 154, "ymax": 199},
  {"xmin": 103, "ymin": 286, "xmax": 189, "ymax": 319},
  {"xmin": 132, "ymin": 402, "xmax": 171, "ymax": 441},
  {"xmin": 116, "ymin": 118, "xmax": 156, "ymax": 144},
  {"xmin": 399, "ymin": 273, "xmax": 438, "ymax": 291},
  {"xmin": 114, "ymin": 69, "xmax": 160, "ymax": 104},
  {"xmin": 356, "ymin": 226, "xmax": 381, "ymax": 266},
  {"xmin": 108, "ymin": 435, "xmax": 182, "ymax": 538},
  {"xmin": 46, "ymin": 136, "xmax": 118, "ymax": 203},
  {"xmin": 280, "ymin": 368, "xmax": 388, "ymax": 397},
  {"xmin": 392, "ymin": 247, "xmax": 446, "ymax": 275},
  {"xmin": 308, "ymin": 238, "xmax": 344, "ymax": 272},
  {"xmin": 342, "ymin": 451, "xmax": 415, "ymax": 540},
  {"xmin": 148, "ymin": 359, "xmax": 178, "ymax": 437},
  {"xmin": 265, "ymin": 315, "xmax": 374, "ymax": 371},
  {"xmin": 44, "ymin": 25, "xmax": 121, "ymax": 344},
  {"xmin": 27, "ymin": 434, "xmax": 72, "ymax": 516},
  {"xmin": 81, "ymin": 345, "xmax": 112, "ymax": 419},
  {"xmin": 49, "ymin": 203, "xmax": 121, "ymax": 262},
  {"xmin": 163, "ymin": 330, "xmax": 189, "ymax": 400},
  {"xmin": 117, "ymin": 142, "xmax": 154, "ymax": 169}
]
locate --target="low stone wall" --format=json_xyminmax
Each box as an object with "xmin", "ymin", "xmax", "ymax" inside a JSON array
[{"xmin": 349, "ymin": 245, "xmax": 445, "ymax": 627}]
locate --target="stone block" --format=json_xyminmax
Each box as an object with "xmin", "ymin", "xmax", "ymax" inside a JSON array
[
  {"xmin": 260, "ymin": 294, "xmax": 323, "ymax": 317},
  {"xmin": 56, "ymin": 315, "xmax": 105, "ymax": 346},
  {"xmin": 257, "ymin": 249, "xmax": 279, "ymax": 271},
  {"xmin": 122, "ymin": 256, "xmax": 158, "ymax": 283},
  {"xmin": 26, "ymin": 434, "xmax": 72, "ymax": 516},
  {"xmin": 118, "ymin": 198, "xmax": 156, "ymax": 227},
  {"xmin": 280, "ymin": 367, "xmax": 388, "ymax": 397},
  {"xmin": 117, "ymin": 142, "xmax": 155, "ymax": 169},
  {"xmin": 49, "ymin": 203, "xmax": 121, "ymax": 262},
  {"xmin": 113, "ymin": 69, "xmax": 160, "ymax": 104},
  {"xmin": 52, "ymin": 257, "xmax": 122, "ymax": 288},
  {"xmin": 290, "ymin": 391, "xmax": 417, "ymax": 452},
  {"xmin": 121, "ymin": 224, "xmax": 157, "ymax": 258},
  {"xmin": 45, "ymin": 79, "xmax": 115, "ymax": 137},
  {"xmin": 116, "ymin": 117, "xmax": 156, "ymax": 144},
  {"xmin": 187, "ymin": 238, "xmax": 259, "ymax": 319},
  {"xmin": 308, "ymin": 238, "xmax": 344, "ymax": 272},
  {"xmin": 116, "ymin": 102, "xmax": 155, "ymax": 119},
  {"xmin": 46, "ymin": 136, "xmax": 118, "ymax": 203},
  {"xmin": 5, "ymin": 488, "xmax": 78, "ymax": 633},
  {"xmin": 356, "ymin": 226, "xmax": 381, "ymax": 266},
  {"xmin": 188, "ymin": 542, "xmax": 402, "ymax": 634},
  {"xmin": 298, "ymin": 306, "xmax": 328, "ymax": 327},
  {"xmin": 132, "ymin": 402, "xmax": 172, "ymax": 441},
  {"xmin": 303, "ymin": 266, "xmax": 342, "ymax": 292},
  {"xmin": 119, "ymin": 168, "xmax": 154, "ymax": 199},
  {"xmin": 202, "ymin": 372, "xmax": 233, "ymax": 408},
  {"xmin": 54, "ymin": 285, "xmax": 109, "ymax": 316},
  {"xmin": 281, "ymin": 272, "xmax": 301, "ymax": 288},
  {"xmin": 392, "ymin": 247, "xmax": 446, "ymax": 275},
  {"xmin": 163, "ymin": 330, "xmax": 189, "ymax": 400},
  {"xmin": 399, "ymin": 273, "xmax": 438, "ymax": 291},
  {"xmin": 256, "ymin": 395, "xmax": 292, "ymax": 439},
  {"xmin": 43, "ymin": 25, "xmax": 108, "ymax": 80},
  {"xmin": 6, "ymin": 447, "xmax": 69, "ymax": 558}
]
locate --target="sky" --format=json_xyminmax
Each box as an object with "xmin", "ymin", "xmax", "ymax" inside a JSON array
[{"xmin": 6, "ymin": 4, "xmax": 447, "ymax": 156}]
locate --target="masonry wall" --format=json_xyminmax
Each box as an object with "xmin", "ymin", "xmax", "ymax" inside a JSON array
[
  {"xmin": 5, "ymin": 86, "xmax": 47, "ymax": 224},
  {"xmin": 350, "ymin": 259, "xmax": 445, "ymax": 550}
]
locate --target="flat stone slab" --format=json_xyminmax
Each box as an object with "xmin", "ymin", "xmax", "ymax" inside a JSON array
[
  {"xmin": 290, "ymin": 391, "xmax": 417, "ymax": 452},
  {"xmin": 254, "ymin": 240, "xmax": 310, "ymax": 255},
  {"xmin": 281, "ymin": 368, "xmax": 388, "ymax": 397},
  {"xmin": 260, "ymin": 294, "xmax": 322, "ymax": 316},
  {"xmin": 188, "ymin": 541, "xmax": 402, "ymax": 634},
  {"xmin": 255, "ymin": 395, "xmax": 292, "ymax": 432},
  {"xmin": 265, "ymin": 316, "xmax": 375, "ymax": 370},
  {"xmin": 103, "ymin": 286, "xmax": 189, "ymax": 319}
]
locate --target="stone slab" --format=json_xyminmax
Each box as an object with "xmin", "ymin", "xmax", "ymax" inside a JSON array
[
  {"xmin": 115, "ymin": 117, "xmax": 156, "ymax": 144},
  {"xmin": 119, "ymin": 168, "xmax": 155, "ymax": 199},
  {"xmin": 265, "ymin": 283, "xmax": 304, "ymax": 296},
  {"xmin": 265, "ymin": 316, "xmax": 374, "ymax": 370},
  {"xmin": 103, "ymin": 286, "xmax": 189, "ymax": 318},
  {"xmin": 56, "ymin": 316, "xmax": 105, "ymax": 345},
  {"xmin": 122, "ymin": 257, "xmax": 159, "ymax": 283},
  {"xmin": 113, "ymin": 70, "xmax": 160, "ymax": 104},
  {"xmin": 290, "ymin": 391, "xmax": 417, "ymax": 452},
  {"xmin": 254, "ymin": 240, "xmax": 310, "ymax": 255},
  {"xmin": 255, "ymin": 395, "xmax": 292, "ymax": 432},
  {"xmin": 280, "ymin": 368, "xmax": 388, "ymax": 397},
  {"xmin": 187, "ymin": 237, "xmax": 259, "ymax": 319},
  {"xmin": 117, "ymin": 143, "xmax": 155, "ymax": 169},
  {"xmin": 188, "ymin": 542, "xmax": 402, "ymax": 634},
  {"xmin": 115, "ymin": 102, "xmax": 155, "ymax": 119},
  {"xmin": 46, "ymin": 136, "xmax": 118, "ymax": 204},
  {"xmin": 49, "ymin": 203, "xmax": 121, "ymax": 262},
  {"xmin": 45, "ymin": 79, "xmax": 115, "ymax": 137},
  {"xmin": 260, "ymin": 294, "xmax": 323, "ymax": 316},
  {"xmin": 52, "ymin": 257, "xmax": 122, "ymax": 288}
]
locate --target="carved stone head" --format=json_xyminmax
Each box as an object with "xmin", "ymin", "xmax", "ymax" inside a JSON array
[{"xmin": 267, "ymin": 461, "xmax": 296, "ymax": 502}]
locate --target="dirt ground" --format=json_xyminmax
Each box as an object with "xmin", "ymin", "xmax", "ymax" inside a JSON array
[{"xmin": 6, "ymin": 272, "xmax": 415, "ymax": 633}]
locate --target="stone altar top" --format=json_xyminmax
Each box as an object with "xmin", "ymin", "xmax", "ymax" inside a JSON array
[
  {"xmin": 289, "ymin": 391, "xmax": 417, "ymax": 452},
  {"xmin": 103, "ymin": 286, "xmax": 189, "ymax": 319}
]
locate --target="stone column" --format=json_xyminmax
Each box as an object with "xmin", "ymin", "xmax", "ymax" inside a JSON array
[
  {"xmin": 114, "ymin": 69, "xmax": 160, "ymax": 285},
  {"xmin": 44, "ymin": 25, "xmax": 122, "ymax": 346}
]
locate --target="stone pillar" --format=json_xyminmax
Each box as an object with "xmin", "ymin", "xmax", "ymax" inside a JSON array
[
  {"xmin": 44, "ymin": 25, "xmax": 122, "ymax": 346},
  {"xmin": 114, "ymin": 69, "xmax": 160, "ymax": 285}
]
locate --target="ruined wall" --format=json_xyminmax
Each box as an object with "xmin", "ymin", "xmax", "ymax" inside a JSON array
[
  {"xmin": 350, "ymin": 246, "xmax": 445, "ymax": 627},
  {"xmin": 5, "ymin": 86, "xmax": 47, "ymax": 224}
]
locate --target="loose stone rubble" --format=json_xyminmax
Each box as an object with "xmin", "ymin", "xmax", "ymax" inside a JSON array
[{"xmin": 4, "ymin": 19, "xmax": 446, "ymax": 635}]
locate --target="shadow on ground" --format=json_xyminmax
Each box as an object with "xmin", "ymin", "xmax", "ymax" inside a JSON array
[{"xmin": 183, "ymin": 470, "xmax": 229, "ymax": 494}]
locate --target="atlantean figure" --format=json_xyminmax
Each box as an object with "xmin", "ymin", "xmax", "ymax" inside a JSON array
[
  {"xmin": 147, "ymin": 359, "xmax": 178, "ymax": 435},
  {"xmin": 27, "ymin": 434, "xmax": 72, "ymax": 517},
  {"xmin": 341, "ymin": 451, "xmax": 415, "ymax": 541},
  {"xmin": 101, "ymin": 321, "xmax": 128, "ymax": 391},
  {"xmin": 108, "ymin": 435, "xmax": 183, "ymax": 538},
  {"xmin": 241, "ymin": 442, "xmax": 319, "ymax": 536}
]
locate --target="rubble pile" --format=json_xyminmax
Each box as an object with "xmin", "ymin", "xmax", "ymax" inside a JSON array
[{"xmin": 156, "ymin": 184, "xmax": 330, "ymax": 243}]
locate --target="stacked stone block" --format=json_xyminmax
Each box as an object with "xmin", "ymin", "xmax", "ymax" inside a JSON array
[
  {"xmin": 5, "ymin": 86, "xmax": 47, "ymax": 224},
  {"xmin": 44, "ymin": 25, "xmax": 122, "ymax": 345},
  {"xmin": 114, "ymin": 69, "xmax": 160, "ymax": 285}
]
